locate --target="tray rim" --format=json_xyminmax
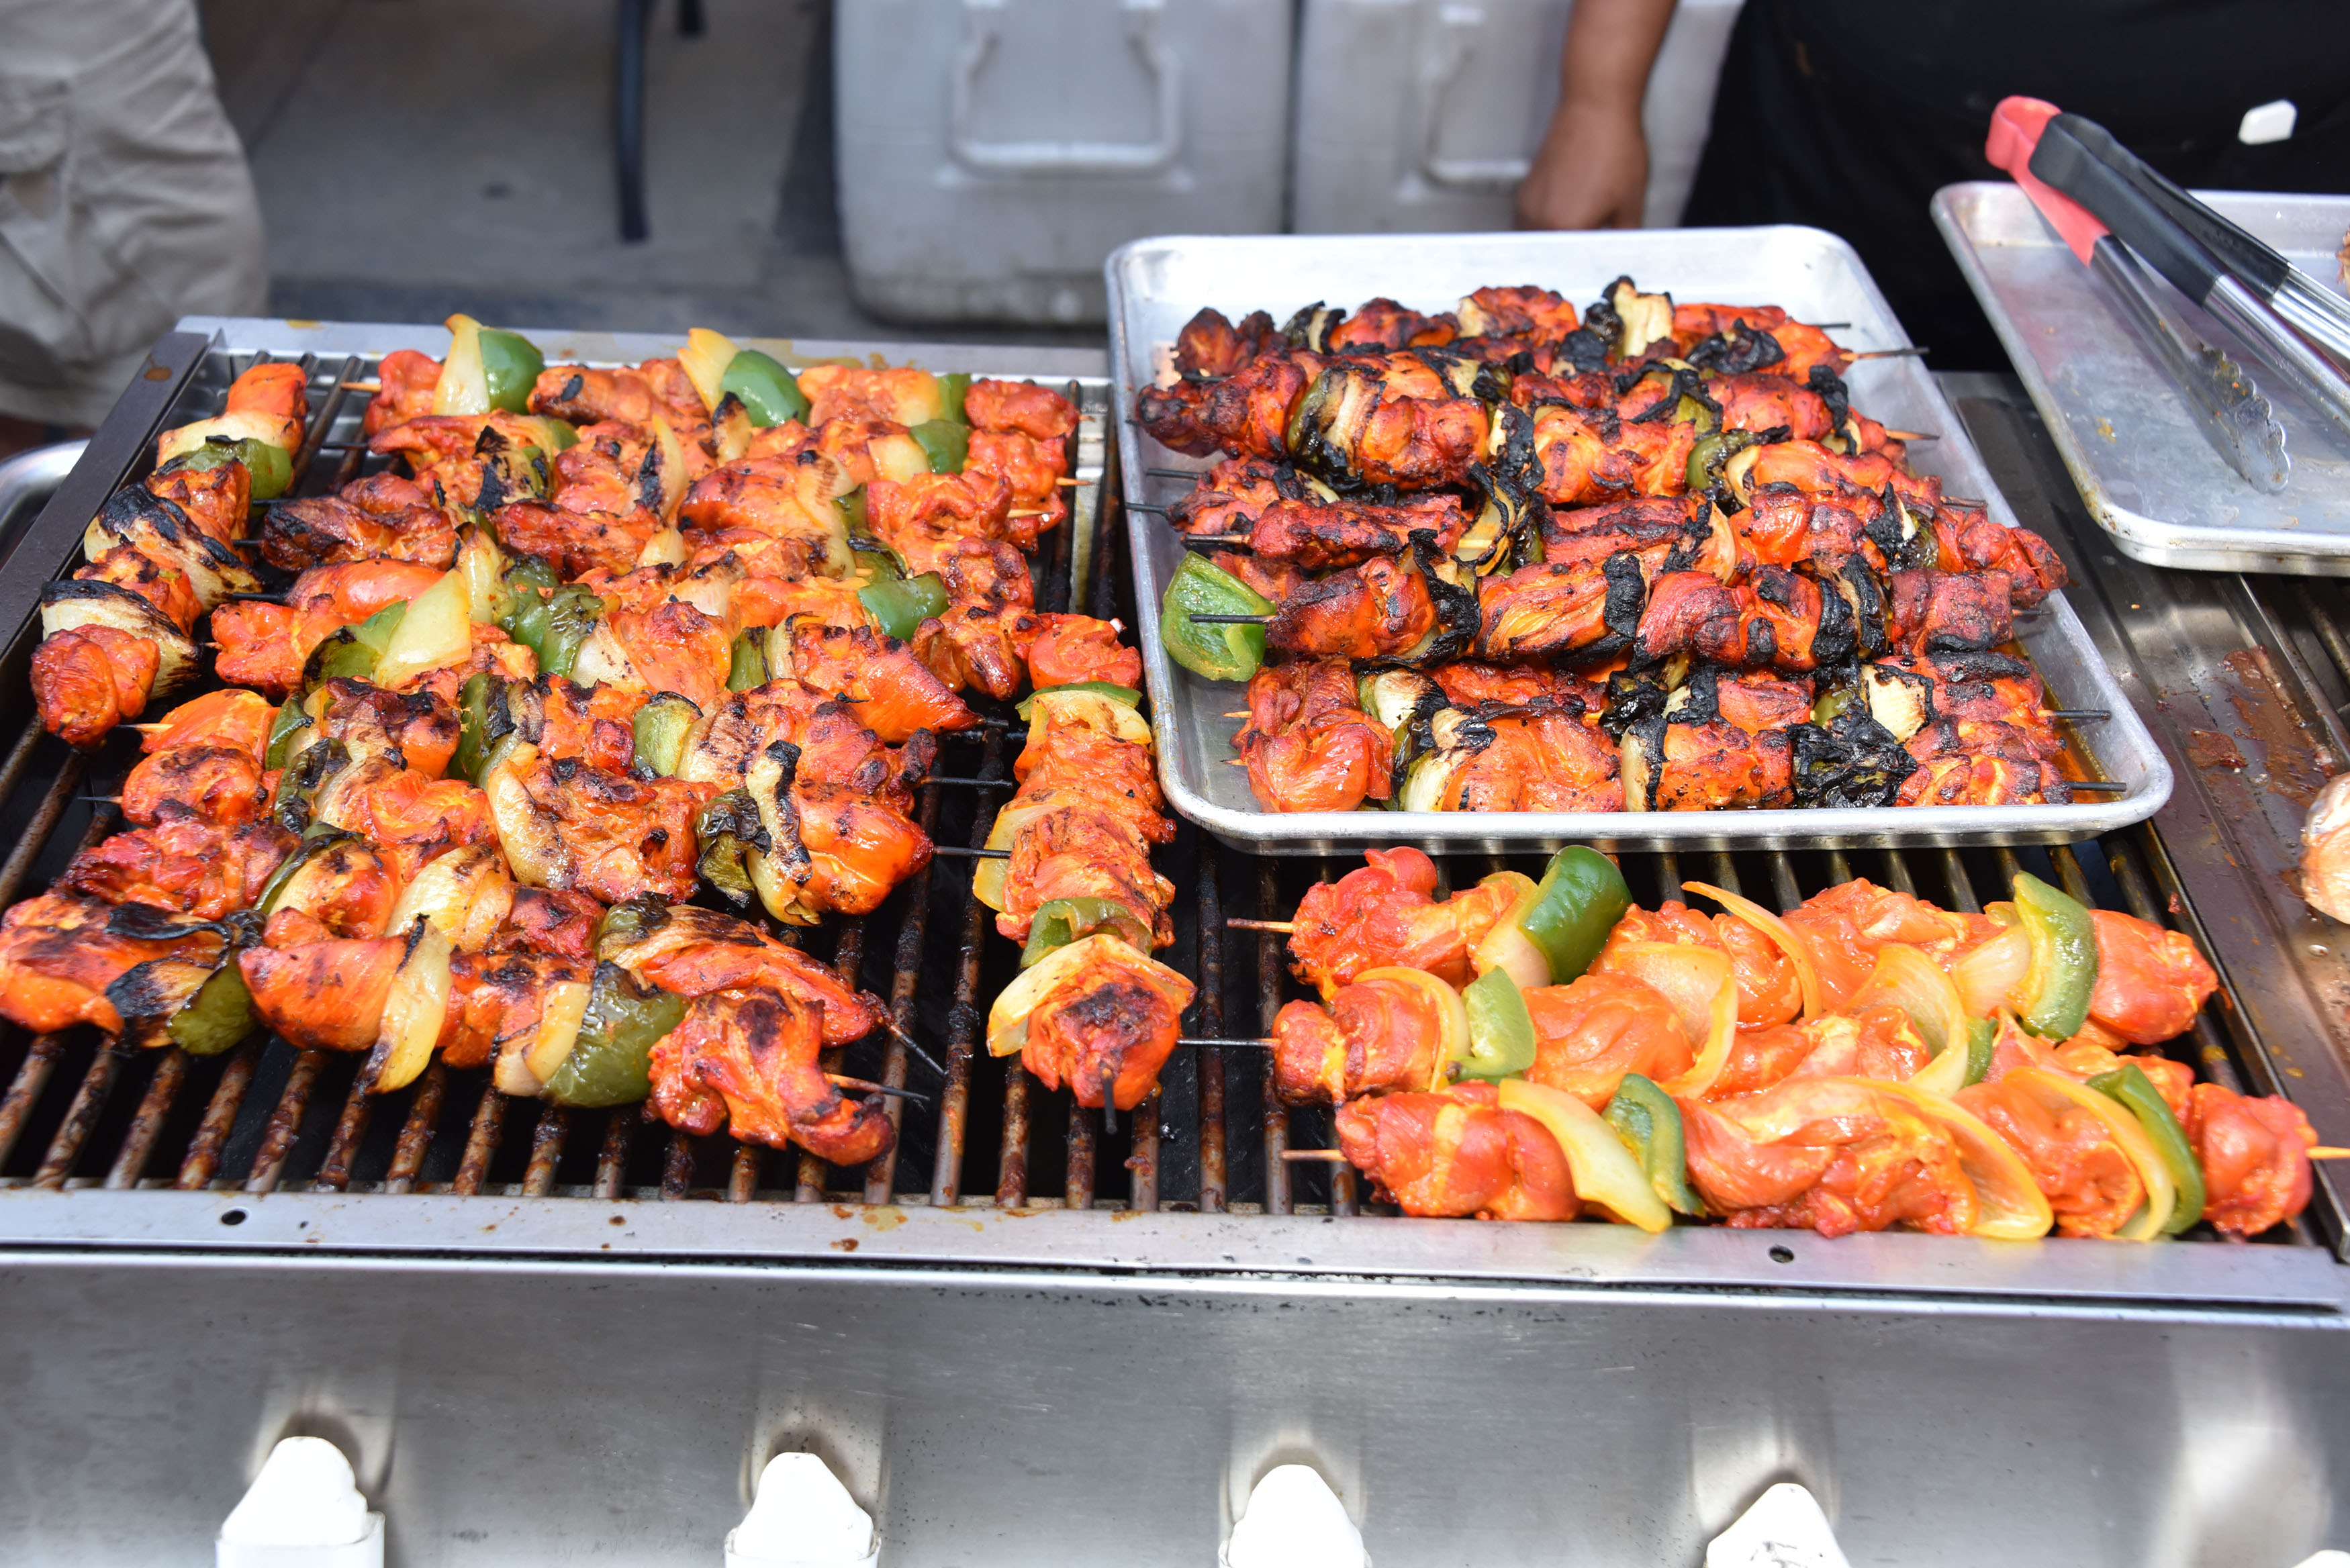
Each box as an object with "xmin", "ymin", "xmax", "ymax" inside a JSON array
[
  {"xmin": 1931, "ymin": 181, "xmax": 2350, "ymax": 577},
  {"xmin": 1104, "ymin": 227, "xmax": 2174, "ymax": 852}
]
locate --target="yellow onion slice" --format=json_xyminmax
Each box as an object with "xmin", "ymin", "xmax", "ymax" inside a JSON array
[
  {"xmin": 1469, "ymin": 871, "xmax": 1547, "ymax": 989},
  {"xmin": 1683, "ymin": 881, "xmax": 1823, "ymax": 1020},
  {"xmin": 1950, "ymin": 925, "xmax": 2032, "ymax": 1018},
  {"xmin": 1868, "ymin": 1077, "xmax": 2055, "ymax": 1240},
  {"xmin": 1602, "ymin": 942, "xmax": 1736, "ymax": 1099},
  {"xmin": 1847, "ymin": 944, "xmax": 1973, "ymax": 1097},
  {"xmin": 1352, "ymin": 965, "xmax": 1470, "ymax": 1091},
  {"xmin": 2001, "ymin": 1066, "xmax": 2174, "ymax": 1241},
  {"xmin": 1496, "ymin": 1078, "xmax": 1671, "ymax": 1234}
]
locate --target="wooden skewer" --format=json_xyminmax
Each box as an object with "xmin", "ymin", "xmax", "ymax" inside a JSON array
[
  {"xmin": 1280, "ymin": 1149, "xmax": 1350, "ymax": 1163},
  {"xmin": 1221, "ymin": 711, "xmax": 1250, "ymax": 719},
  {"xmin": 1883, "ymin": 429, "xmax": 1940, "ymax": 442},
  {"xmin": 1944, "ymin": 495, "xmax": 1986, "ymax": 507},
  {"xmin": 2308, "ymin": 1147, "xmax": 2350, "ymax": 1159},
  {"xmin": 1225, "ymin": 918, "xmax": 1295, "ymax": 934},
  {"xmin": 1009, "ymin": 507, "xmax": 1053, "ymax": 519},
  {"xmin": 342, "ymin": 381, "xmax": 381, "ymax": 393}
]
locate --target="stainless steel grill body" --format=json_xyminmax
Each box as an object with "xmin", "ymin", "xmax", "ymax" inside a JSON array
[{"xmin": 0, "ymin": 325, "xmax": 2346, "ymax": 1564}]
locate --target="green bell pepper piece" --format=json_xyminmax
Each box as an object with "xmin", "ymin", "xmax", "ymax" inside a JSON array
[
  {"xmin": 1963, "ymin": 1016, "xmax": 1996, "ymax": 1086},
  {"xmin": 858, "ymin": 573, "xmax": 949, "ymax": 642},
  {"xmin": 542, "ymin": 961, "xmax": 685, "ymax": 1108},
  {"xmin": 167, "ymin": 956, "xmax": 257, "ymax": 1057},
  {"xmin": 836, "ymin": 485, "xmax": 869, "ymax": 538},
  {"xmin": 693, "ymin": 789, "xmax": 768, "ymax": 907},
  {"xmin": 262, "ymin": 696, "xmax": 310, "ymax": 771},
  {"xmin": 454, "ymin": 672, "xmax": 498, "ymax": 782},
  {"xmin": 252, "ymin": 828, "xmax": 355, "ymax": 917},
  {"xmin": 2090, "ymin": 1063, "xmax": 2206, "ymax": 1236},
  {"xmin": 726, "ymin": 628, "xmax": 771, "ymax": 692},
  {"xmin": 938, "ymin": 371, "xmax": 971, "ymax": 424},
  {"xmin": 1158, "ymin": 553, "xmax": 1272, "ymax": 683},
  {"xmin": 1517, "ymin": 846, "xmax": 1632, "ymax": 987},
  {"xmin": 1458, "ymin": 966, "xmax": 1538, "ymax": 1080},
  {"xmin": 595, "ymin": 897, "xmax": 667, "ymax": 960},
  {"xmin": 499, "ymin": 578, "xmax": 603, "ymax": 679},
  {"xmin": 853, "ymin": 542, "xmax": 905, "ymax": 583},
  {"xmin": 299, "ymin": 600, "xmax": 406, "ymax": 693},
  {"xmin": 269, "ymin": 740, "xmax": 350, "ymax": 837},
  {"xmin": 1019, "ymin": 896, "xmax": 1151, "ymax": 969},
  {"xmin": 1603, "ymin": 1073, "xmax": 1703, "ymax": 1216},
  {"xmin": 719, "ymin": 350, "xmax": 809, "ymax": 428},
  {"xmin": 910, "ymin": 419, "xmax": 970, "ymax": 475},
  {"xmin": 165, "ymin": 435, "xmax": 293, "ymax": 500},
  {"xmin": 631, "ymin": 693, "xmax": 702, "ymax": 778},
  {"xmin": 477, "ymin": 328, "xmax": 545, "ymax": 414},
  {"xmin": 2012, "ymin": 871, "xmax": 2097, "ymax": 1039},
  {"xmin": 1014, "ymin": 682, "xmax": 1142, "ymax": 720}
]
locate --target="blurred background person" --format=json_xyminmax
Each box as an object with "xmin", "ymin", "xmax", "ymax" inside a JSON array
[
  {"xmin": 1517, "ymin": 0, "xmax": 2350, "ymax": 368},
  {"xmin": 0, "ymin": 0, "xmax": 266, "ymax": 450}
]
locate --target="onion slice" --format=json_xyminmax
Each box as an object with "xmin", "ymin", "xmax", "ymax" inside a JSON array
[
  {"xmin": 1950, "ymin": 925, "xmax": 2032, "ymax": 1018},
  {"xmin": 1603, "ymin": 942, "xmax": 1736, "ymax": 1099},
  {"xmin": 1869, "ymin": 1078, "xmax": 2055, "ymax": 1241},
  {"xmin": 1496, "ymin": 1078, "xmax": 1672, "ymax": 1234},
  {"xmin": 1846, "ymin": 944, "xmax": 1973, "ymax": 1096},
  {"xmin": 2001, "ymin": 1067, "xmax": 2175, "ymax": 1241},
  {"xmin": 1683, "ymin": 881, "xmax": 1822, "ymax": 1020}
]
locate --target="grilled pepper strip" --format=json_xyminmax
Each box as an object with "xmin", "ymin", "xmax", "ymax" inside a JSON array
[
  {"xmin": 631, "ymin": 693, "xmax": 700, "ymax": 778},
  {"xmin": 910, "ymin": 419, "xmax": 970, "ymax": 475},
  {"xmin": 542, "ymin": 961, "xmax": 686, "ymax": 1108},
  {"xmin": 454, "ymin": 672, "xmax": 496, "ymax": 782},
  {"xmin": 2089, "ymin": 1063, "xmax": 2207, "ymax": 1235},
  {"xmin": 857, "ymin": 573, "xmax": 948, "ymax": 642},
  {"xmin": 1516, "ymin": 847, "xmax": 1633, "ymax": 987},
  {"xmin": 262, "ymin": 695, "xmax": 310, "ymax": 770},
  {"xmin": 169, "ymin": 955, "xmax": 258, "ymax": 1057},
  {"xmin": 500, "ymin": 576, "xmax": 602, "ymax": 679},
  {"xmin": 2012, "ymin": 872, "xmax": 2097, "ymax": 1039},
  {"xmin": 1159, "ymin": 553, "xmax": 1272, "ymax": 683},
  {"xmin": 719, "ymin": 350, "xmax": 809, "ymax": 428},
  {"xmin": 1603, "ymin": 1073, "xmax": 1703, "ymax": 1216},
  {"xmin": 1019, "ymin": 896, "xmax": 1153, "ymax": 969},
  {"xmin": 1458, "ymin": 965, "xmax": 1537, "ymax": 1080}
]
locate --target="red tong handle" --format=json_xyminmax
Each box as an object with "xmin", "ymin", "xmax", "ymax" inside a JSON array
[{"xmin": 1985, "ymin": 96, "xmax": 2107, "ymax": 266}]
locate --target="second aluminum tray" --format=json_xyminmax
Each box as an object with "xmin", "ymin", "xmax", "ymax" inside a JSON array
[
  {"xmin": 1934, "ymin": 183, "xmax": 2350, "ymax": 575},
  {"xmin": 1107, "ymin": 228, "xmax": 2169, "ymax": 854}
]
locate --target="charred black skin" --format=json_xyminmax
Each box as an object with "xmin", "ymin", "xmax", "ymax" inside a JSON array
[
  {"xmin": 1601, "ymin": 667, "xmax": 1673, "ymax": 739},
  {"xmin": 1687, "ymin": 324, "xmax": 1787, "ymax": 376},
  {"xmin": 1787, "ymin": 708, "xmax": 1917, "ymax": 809}
]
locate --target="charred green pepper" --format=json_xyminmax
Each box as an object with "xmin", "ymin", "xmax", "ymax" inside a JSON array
[
  {"xmin": 631, "ymin": 692, "xmax": 702, "ymax": 778},
  {"xmin": 454, "ymin": 672, "xmax": 496, "ymax": 782},
  {"xmin": 169, "ymin": 957, "xmax": 258, "ymax": 1057},
  {"xmin": 1603, "ymin": 1073, "xmax": 1703, "ymax": 1216},
  {"xmin": 1159, "ymin": 553, "xmax": 1272, "ymax": 683},
  {"xmin": 1515, "ymin": 846, "xmax": 1632, "ymax": 987},
  {"xmin": 910, "ymin": 419, "xmax": 970, "ymax": 475},
  {"xmin": 269, "ymin": 738, "xmax": 350, "ymax": 836},
  {"xmin": 726, "ymin": 627, "xmax": 774, "ymax": 692},
  {"xmin": 499, "ymin": 573, "xmax": 602, "ymax": 679},
  {"xmin": 262, "ymin": 695, "xmax": 310, "ymax": 771},
  {"xmin": 299, "ymin": 600, "xmax": 407, "ymax": 692},
  {"xmin": 251, "ymin": 828, "xmax": 357, "ymax": 916},
  {"xmin": 2089, "ymin": 1063, "xmax": 2206, "ymax": 1235},
  {"xmin": 718, "ymin": 350, "xmax": 808, "ymax": 428},
  {"xmin": 2012, "ymin": 871, "xmax": 2098, "ymax": 1040},
  {"xmin": 1457, "ymin": 966, "xmax": 1538, "ymax": 1080},
  {"xmin": 542, "ymin": 961, "xmax": 685, "ymax": 1108},
  {"xmin": 857, "ymin": 573, "xmax": 948, "ymax": 642},
  {"xmin": 694, "ymin": 789, "xmax": 769, "ymax": 906},
  {"xmin": 162, "ymin": 435, "xmax": 292, "ymax": 500},
  {"xmin": 835, "ymin": 486, "xmax": 869, "ymax": 538},
  {"xmin": 1019, "ymin": 896, "xmax": 1153, "ymax": 969}
]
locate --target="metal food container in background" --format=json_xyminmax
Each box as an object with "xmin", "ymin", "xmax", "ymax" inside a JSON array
[
  {"xmin": 1291, "ymin": 0, "xmax": 1745, "ymax": 234},
  {"xmin": 833, "ymin": 0, "xmax": 1293, "ymax": 326},
  {"xmin": 1936, "ymin": 183, "xmax": 2350, "ymax": 575},
  {"xmin": 1107, "ymin": 228, "xmax": 2171, "ymax": 852}
]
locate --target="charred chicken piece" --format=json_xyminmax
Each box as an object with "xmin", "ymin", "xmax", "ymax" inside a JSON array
[
  {"xmin": 786, "ymin": 621, "xmax": 977, "ymax": 743},
  {"xmin": 1476, "ymin": 556, "xmax": 1643, "ymax": 665},
  {"xmin": 1135, "ymin": 350, "xmax": 1321, "ymax": 460},
  {"xmin": 1172, "ymin": 306, "xmax": 1284, "ymax": 378},
  {"xmin": 649, "ymin": 985, "xmax": 896, "ymax": 1165},
  {"xmin": 1233, "ymin": 659, "xmax": 1393, "ymax": 814},
  {"xmin": 992, "ymin": 936, "xmax": 1195, "ymax": 1111},
  {"xmin": 601, "ymin": 901, "xmax": 888, "ymax": 1047},
  {"xmin": 61, "ymin": 808, "xmax": 293, "ymax": 920},
  {"xmin": 258, "ymin": 472, "xmax": 457, "ymax": 571},
  {"xmin": 1327, "ymin": 297, "xmax": 1460, "ymax": 350},
  {"xmin": 1929, "ymin": 500, "xmax": 2068, "ymax": 607},
  {"xmin": 1268, "ymin": 554, "xmax": 1439, "ymax": 662},
  {"xmin": 0, "ymin": 890, "xmax": 226, "ymax": 1035},
  {"xmin": 1166, "ymin": 456, "xmax": 1303, "ymax": 535}
]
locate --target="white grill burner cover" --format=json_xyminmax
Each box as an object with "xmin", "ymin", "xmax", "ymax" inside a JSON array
[
  {"xmin": 1705, "ymin": 1482, "xmax": 1850, "ymax": 1568},
  {"xmin": 1221, "ymin": 1465, "xmax": 1368, "ymax": 1568},
  {"xmin": 216, "ymin": 1436, "xmax": 383, "ymax": 1568},
  {"xmin": 726, "ymin": 1452, "xmax": 879, "ymax": 1568}
]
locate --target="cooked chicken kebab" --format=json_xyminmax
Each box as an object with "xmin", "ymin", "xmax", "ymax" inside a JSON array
[
  {"xmin": 3, "ymin": 322, "xmax": 1194, "ymax": 1163},
  {"xmin": 1143, "ymin": 280, "xmax": 2086, "ymax": 816}
]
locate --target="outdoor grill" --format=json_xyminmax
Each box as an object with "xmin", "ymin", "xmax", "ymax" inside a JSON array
[{"xmin": 1, "ymin": 324, "xmax": 2347, "ymax": 1568}]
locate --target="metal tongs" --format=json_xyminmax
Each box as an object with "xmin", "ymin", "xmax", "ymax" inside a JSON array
[{"xmin": 1987, "ymin": 97, "xmax": 2350, "ymax": 492}]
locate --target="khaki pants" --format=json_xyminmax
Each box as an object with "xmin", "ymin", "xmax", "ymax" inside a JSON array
[{"xmin": 0, "ymin": 0, "xmax": 266, "ymax": 427}]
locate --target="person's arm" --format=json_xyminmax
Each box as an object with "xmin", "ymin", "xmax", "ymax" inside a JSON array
[{"xmin": 1514, "ymin": 0, "xmax": 1679, "ymax": 230}]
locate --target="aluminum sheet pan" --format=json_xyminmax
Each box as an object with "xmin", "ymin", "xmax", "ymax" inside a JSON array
[
  {"xmin": 1107, "ymin": 230, "xmax": 2169, "ymax": 853},
  {"xmin": 1934, "ymin": 184, "xmax": 2350, "ymax": 575}
]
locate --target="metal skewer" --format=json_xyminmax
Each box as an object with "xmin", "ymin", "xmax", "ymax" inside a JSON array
[
  {"xmin": 828, "ymin": 1073, "xmax": 929, "ymax": 1104},
  {"xmin": 930, "ymin": 844, "xmax": 1011, "ymax": 859}
]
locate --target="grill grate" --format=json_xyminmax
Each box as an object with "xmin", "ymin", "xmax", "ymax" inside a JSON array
[{"xmin": 0, "ymin": 342, "xmax": 2341, "ymax": 1263}]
